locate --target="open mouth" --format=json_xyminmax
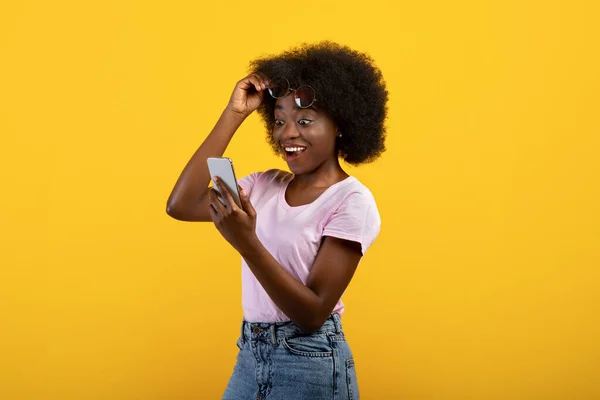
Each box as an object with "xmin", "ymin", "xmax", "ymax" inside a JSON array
[{"xmin": 283, "ymin": 146, "xmax": 307, "ymax": 159}]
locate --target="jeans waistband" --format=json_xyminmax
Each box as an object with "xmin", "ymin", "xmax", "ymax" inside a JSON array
[{"xmin": 240, "ymin": 313, "xmax": 343, "ymax": 345}]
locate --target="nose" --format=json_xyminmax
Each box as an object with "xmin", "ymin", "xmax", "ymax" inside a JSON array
[{"xmin": 279, "ymin": 120, "xmax": 300, "ymax": 142}]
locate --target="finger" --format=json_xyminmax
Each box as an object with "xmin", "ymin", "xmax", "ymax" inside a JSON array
[
  {"xmin": 256, "ymin": 73, "xmax": 271, "ymax": 91},
  {"xmin": 251, "ymin": 73, "xmax": 268, "ymax": 91},
  {"xmin": 208, "ymin": 188, "xmax": 220, "ymax": 213},
  {"xmin": 213, "ymin": 177, "xmax": 232, "ymax": 211},
  {"xmin": 237, "ymin": 76, "xmax": 254, "ymax": 91},
  {"xmin": 208, "ymin": 203, "xmax": 219, "ymax": 223},
  {"xmin": 214, "ymin": 177, "xmax": 236, "ymax": 211},
  {"xmin": 247, "ymin": 75, "xmax": 263, "ymax": 92},
  {"xmin": 240, "ymin": 188, "xmax": 256, "ymax": 218},
  {"xmin": 255, "ymin": 72, "xmax": 270, "ymax": 89},
  {"xmin": 209, "ymin": 187, "xmax": 227, "ymax": 216},
  {"xmin": 256, "ymin": 88, "xmax": 265, "ymax": 103},
  {"xmin": 238, "ymin": 74, "xmax": 262, "ymax": 91}
]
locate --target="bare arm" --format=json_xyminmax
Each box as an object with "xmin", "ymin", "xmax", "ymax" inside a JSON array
[
  {"xmin": 166, "ymin": 108, "xmax": 245, "ymax": 221},
  {"xmin": 240, "ymin": 235, "xmax": 362, "ymax": 333},
  {"xmin": 166, "ymin": 73, "xmax": 270, "ymax": 221},
  {"xmin": 209, "ymin": 179, "xmax": 363, "ymax": 332}
]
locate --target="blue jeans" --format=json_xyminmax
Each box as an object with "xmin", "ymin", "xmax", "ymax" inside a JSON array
[{"xmin": 222, "ymin": 313, "xmax": 359, "ymax": 400}]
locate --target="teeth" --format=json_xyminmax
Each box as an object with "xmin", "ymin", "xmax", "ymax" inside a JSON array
[{"xmin": 284, "ymin": 147, "xmax": 305, "ymax": 152}]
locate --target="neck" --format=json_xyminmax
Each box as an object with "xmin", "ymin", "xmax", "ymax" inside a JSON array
[{"xmin": 292, "ymin": 158, "xmax": 348, "ymax": 188}]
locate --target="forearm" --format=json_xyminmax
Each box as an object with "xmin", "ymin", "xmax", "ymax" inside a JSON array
[
  {"xmin": 166, "ymin": 108, "xmax": 246, "ymax": 214},
  {"xmin": 239, "ymin": 239, "xmax": 327, "ymax": 332}
]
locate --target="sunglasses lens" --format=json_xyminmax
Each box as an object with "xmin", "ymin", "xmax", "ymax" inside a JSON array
[
  {"xmin": 268, "ymin": 80, "xmax": 289, "ymax": 98},
  {"xmin": 295, "ymin": 85, "xmax": 315, "ymax": 108}
]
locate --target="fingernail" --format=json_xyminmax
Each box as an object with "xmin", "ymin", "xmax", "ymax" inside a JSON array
[{"xmin": 241, "ymin": 189, "xmax": 247, "ymax": 197}]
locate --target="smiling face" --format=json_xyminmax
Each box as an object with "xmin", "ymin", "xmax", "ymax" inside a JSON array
[{"xmin": 272, "ymin": 93, "xmax": 340, "ymax": 176}]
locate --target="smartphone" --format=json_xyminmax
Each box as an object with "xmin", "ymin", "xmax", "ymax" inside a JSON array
[{"xmin": 207, "ymin": 157, "xmax": 242, "ymax": 208}]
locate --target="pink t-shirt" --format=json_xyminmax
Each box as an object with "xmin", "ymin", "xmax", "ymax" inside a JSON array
[{"xmin": 238, "ymin": 169, "xmax": 381, "ymax": 323}]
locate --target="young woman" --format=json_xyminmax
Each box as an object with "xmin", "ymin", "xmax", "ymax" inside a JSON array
[{"xmin": 166, "ymin": 41, "xmax": 388, "ymax": 400}]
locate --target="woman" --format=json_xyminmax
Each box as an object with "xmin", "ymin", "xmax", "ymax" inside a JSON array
[{"xmin": 166, "ymin": 41, "xmax": 388, "ymax": 400}]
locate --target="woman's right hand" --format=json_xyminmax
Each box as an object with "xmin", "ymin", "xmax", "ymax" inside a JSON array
[{"xmin": 226, "ymin": 73, "xmax": 270, "ymax": 118}]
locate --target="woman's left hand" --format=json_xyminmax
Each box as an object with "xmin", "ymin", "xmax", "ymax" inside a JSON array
[{"xmin": 208, "ymin": 177, "xmax": 258, "ymax": 253}]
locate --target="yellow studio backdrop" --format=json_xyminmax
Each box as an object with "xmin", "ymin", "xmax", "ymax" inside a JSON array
[{"xmin": 0, "ymin": 0, "xmax": 598, "ymax": 399}]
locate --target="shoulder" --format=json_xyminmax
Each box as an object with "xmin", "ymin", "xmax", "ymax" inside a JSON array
[
  {"xmin": 323, "ymin": 177, "xmax": 381, "ymax": 255},
  {"xmin": 260, "ymin": 169, "xmax": 293, "ymax": 183},
  {"xmin": 335, "ymin": 177, "xmax": 379, "ymax": 211},
  {"xmin": 238, "ymin": 169, "xmax": 291, "ymax": 193},
  {"xmin": 243, "ymin": 169, "xmax": 291, "ymax": 185},
  {"xmin": 324, "ymin": 177, "xmax": 381, "ymax": 228}
]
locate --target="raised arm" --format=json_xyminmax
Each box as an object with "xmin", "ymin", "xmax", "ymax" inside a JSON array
[{"xmin": 166, "ymin": 73, "xmax": 270, "ymax": 221}]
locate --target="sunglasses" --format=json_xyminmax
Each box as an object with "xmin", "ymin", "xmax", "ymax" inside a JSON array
[{"xmin": 267, "ymin": 78, "xmax": 317, "ymax": 108}]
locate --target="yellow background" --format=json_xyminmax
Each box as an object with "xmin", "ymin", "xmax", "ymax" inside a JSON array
[{"xmin": 1, "ymin": 0, "xmax": 599, "ymax": 399}]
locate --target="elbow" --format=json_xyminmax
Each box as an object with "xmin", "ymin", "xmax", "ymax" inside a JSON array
[
  {"xmin": 166, "ymin": 200, "xmax": 184, "ymax": 220},
  {"xmin": 293, "ymin": 298, "xmax": 334, "ymax": 333},
  {"xmin": 297, "ymin": 313, "xmax": 330, "ymax": 334},
  {"xmin": 300, "ymin": 320, "xmax": 326, "ymax": 334},
  {"xmin": 299, "ymin": 322, "xmax": 322, "ymax": 334}
]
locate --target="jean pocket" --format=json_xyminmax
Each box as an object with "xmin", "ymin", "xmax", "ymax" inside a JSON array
[
  {"xmin": 281, "ymin": 334, "xmax": 333, "ymax": 358},
  {"xmin": 346, "ymin": 359, "xmax": 359, "ymax": 400}
]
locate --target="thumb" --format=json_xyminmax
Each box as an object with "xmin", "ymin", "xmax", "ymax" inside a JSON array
[{"xmin": 240, "ymin": 189, "xmax": 256, "ymax": 217}]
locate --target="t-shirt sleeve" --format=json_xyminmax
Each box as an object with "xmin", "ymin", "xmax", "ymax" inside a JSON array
[
  {"xmin": 322, "ymin": 192, "xmax": 381, "ymax": 255},
  {"xmin": 237, "ymin": 172, "xmax": 262, "ymax": 196}
]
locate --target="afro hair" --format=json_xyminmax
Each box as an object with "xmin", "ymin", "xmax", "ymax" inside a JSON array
[{"xmin": 249, "ymin": 41, "xmax": 388, "ymax": 165}]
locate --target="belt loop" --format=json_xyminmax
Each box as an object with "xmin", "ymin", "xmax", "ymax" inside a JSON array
[
  {"xmin": 332, "ymin": 313, "xmax": 342, "ymax": 334},
  {"xmin": 240, "ymin": 319, "xmax": 246, "ymax": 344},
  {"xmin": 270, "ymin": 324, "xmax": 277, "ymax": 345}
]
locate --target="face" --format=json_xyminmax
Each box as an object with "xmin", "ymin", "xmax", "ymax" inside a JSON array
[{"xmin": 272, "ymin": 93, "xmax": 339, "ymax": 175}]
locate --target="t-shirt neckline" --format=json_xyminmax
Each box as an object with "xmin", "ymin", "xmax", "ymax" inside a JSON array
[{"xmin": 279, "ymin": 174, "xmax": 356, "ymax": 210}]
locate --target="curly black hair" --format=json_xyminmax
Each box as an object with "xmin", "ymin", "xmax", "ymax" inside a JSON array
[{"xmin": 249, "ymin": 41, "xmax": 388, "ymax": 165}]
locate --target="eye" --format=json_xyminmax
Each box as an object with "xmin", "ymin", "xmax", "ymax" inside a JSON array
[
  {"xmin": 274, "ymin": 120, "xmax": 284, "ymax": 126},
  {"xmin": 298, "ymin": 119, "xmax": 312, "ymax": 126}
]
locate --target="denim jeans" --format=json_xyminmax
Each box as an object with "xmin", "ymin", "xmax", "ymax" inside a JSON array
[{"xmin": 222, "ymin": 313, "xmax": 359, "ymax": 400}]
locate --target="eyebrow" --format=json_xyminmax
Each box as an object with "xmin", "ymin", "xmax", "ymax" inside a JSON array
[{"xmin": 275, "ymin": 104, "xmax": 318, "ymax": 112}]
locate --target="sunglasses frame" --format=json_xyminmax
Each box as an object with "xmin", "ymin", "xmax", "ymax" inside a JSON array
[{"xmin": 268, "ymin": 78, "xmax": 317, "ymax": 109}]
